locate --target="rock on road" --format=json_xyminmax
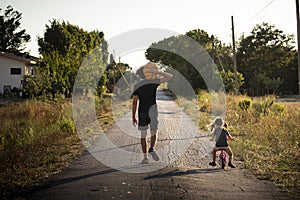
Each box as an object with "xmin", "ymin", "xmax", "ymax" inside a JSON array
[{"xmin": 29, "ymin": 91, "xmax": 289, "ymax": 200}]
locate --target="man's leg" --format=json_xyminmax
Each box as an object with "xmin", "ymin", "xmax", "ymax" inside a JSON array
[
  {"xmin": 140, "ymin": 130, "xmax": 149, "ymax": 164},
  {"xmin": 141, "ymin": 130, "xmax": 148, "ymax": 158},
  {"xmin": 148, "ymin": 105, "xmax": 159, "ymax": 161},
  {"xmin": 148, "ymin": 129, "xmax": 159, "ymax": 161},
  {"xmin": 150, "ymin": 129, "xmax": 157, "ymax": 149},
  {"xmin": 149, "ymin": 105, "xmax": 158, "ymax": 149}
]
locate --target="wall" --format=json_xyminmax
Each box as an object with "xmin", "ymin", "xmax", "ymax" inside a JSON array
[{"xmin": 0, "ymin": 56, "xmax": 26, "ymax": 94}]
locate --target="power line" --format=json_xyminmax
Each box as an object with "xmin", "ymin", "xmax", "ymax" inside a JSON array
[{"xmin": 250, "ymin": 0, "xmax": 276, "ymax": 21}]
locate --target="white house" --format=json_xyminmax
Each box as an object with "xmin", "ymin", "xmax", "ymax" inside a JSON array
[{"xmin": 0, "ymin": 52, "xmax": 37, "ymax": 95}]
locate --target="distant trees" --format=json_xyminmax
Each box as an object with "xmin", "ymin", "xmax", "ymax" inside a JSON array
[
  {"xmin": 145, "ymin": 24, "xmax": 297, "ymax": 95},
  {"xmin": 4, "ymin": 5, "xmax": 295, "ymax": 97},
  {"xmin": 24, "ymin": 20, "xmax": 107, "ymax": 98},
  {"xmin": 145, "ymin": 29, "xmax": 244, "ymax": 93},
  {"xmin": 0, "ymin": 5, "xmax": 30, "ymax": 55},
  {"xmin": 237, "ymin": 23, "xmax": 297, "ymax": 95}
]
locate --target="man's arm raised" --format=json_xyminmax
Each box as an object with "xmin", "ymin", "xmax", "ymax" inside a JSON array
[{"xmin": 148, "ymin": 62, "xmax": 173, "ymax": 83}]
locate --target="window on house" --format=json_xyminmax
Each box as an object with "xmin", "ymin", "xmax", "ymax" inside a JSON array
[{"xmin": 10, "ymin": 68, "xmax": 22, "ymax": 75}]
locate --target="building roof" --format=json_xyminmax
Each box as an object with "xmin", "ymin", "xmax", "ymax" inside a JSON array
[{"xmin": 0, "ymin": 52, "xmax": 38, "ymax": 65}]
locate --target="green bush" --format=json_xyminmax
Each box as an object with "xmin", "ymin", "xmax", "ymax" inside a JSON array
[
  {"xmin": 270, "ymin": 103, "xmax": 285, "ymax": 115},
  {"xmin": 251, "ymin": 96, "xmax": 285, "ymax": 117},
  {"xmin": 59, "ymin": 117, "xmax": 75, "ymax": 134},
  {"xmin": 238, "ymin": 99, "xmax": 252, "ymax": 112},
  {"xmin": 252, "ymin": 96, "xmax": 274, "ymax": 116}
]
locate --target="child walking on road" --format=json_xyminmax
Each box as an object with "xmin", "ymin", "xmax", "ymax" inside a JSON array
[
  {"xmin": 209, "ymin": 117, "xmax": 236, "ymax": 168},
  {"xmin": 132, "ymin": 62, "xmax": 173, "ymax": 164}
]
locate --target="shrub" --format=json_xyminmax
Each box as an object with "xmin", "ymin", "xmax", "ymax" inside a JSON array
[
  {"xmin": 238, "ymin": 99, "xmax": 252, "ymax": 112},
  {"xmin": 270, "ymin": 103, "xmax": 285, "ymax": 115},
  {"xmin": 59, "ymin": 117, "xmax": 75, "ymax": 134},
  {"xmin": 252, "ymin": 96, "xmax": 275, "ymax": 116},
  {"xmin": 197, "ymin": 90, "xmax": 211, "ymax": 113}
]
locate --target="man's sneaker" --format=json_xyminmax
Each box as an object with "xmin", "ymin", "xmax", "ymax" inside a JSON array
[
  {"xmin": 209, "ymin": 162, "xmax": 216, "ymax": 166},
  {"xmin": 148, "ymin": 148, "xmax": 159, "ymax": 161},
  {"xmin": 228, "ymin": 162, "xmax": 236, "ymax": 168},
  {"xmin": 141, "ymin": 158, "xmax": 149, "ymax": 164}
]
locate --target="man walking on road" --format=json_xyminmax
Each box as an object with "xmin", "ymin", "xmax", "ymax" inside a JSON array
[{"xmin": 132, "ymin": 62, "xmax": 173, "ymax": 164}]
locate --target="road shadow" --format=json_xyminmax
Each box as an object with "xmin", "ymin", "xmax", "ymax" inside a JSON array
[
  {"xmin": 144, "ymin": 168, "xmax": 223, "ymax": 180},
  {"xmin": 29, "ymin": 160, "xmax": 155, "ymax": 194},
  {"xmin": 88, "ymin": 134, "xmax": 209, "ymax": 154},
  {"xmin": 28, "ymin": 168, "xmax": 119, "ymax": 193}
]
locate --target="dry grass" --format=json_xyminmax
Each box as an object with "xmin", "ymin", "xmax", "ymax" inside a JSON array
[
  {"xmin": 226, "ymin": 96, "xmax": 300, "ymax": 188},
  {"xmin": 194, "ymin": 92, "xmax": 300, "ymax": 189},
  {"xmin": 180, "ymin": 91, "xmax": 299, "ymax": 190},
  {"xmin": 0, "ymin": 96, "xmax": 119, "ymax": 199},
  {"xmin": 0, "ymin": 100, "xmax": 83, "ymax": 198}
]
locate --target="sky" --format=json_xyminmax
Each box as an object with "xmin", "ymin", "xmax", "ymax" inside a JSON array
[{"xmin": 0, "ymin": 0, "xmax": 297, "ymax": 68}]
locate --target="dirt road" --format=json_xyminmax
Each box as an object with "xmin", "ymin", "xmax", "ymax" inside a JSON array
[{"xmin": 29, "ymin": 91, "xmax": 291, "ymax": 200}]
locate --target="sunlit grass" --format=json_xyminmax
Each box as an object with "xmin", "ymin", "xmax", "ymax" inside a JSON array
[
  {"xmin": 0, "ymin": 100, "xmax": 82, "ymax": 197},
  {"xmin": 199, "ymin": 92, "xmax": 299, "ymax": 188},
  {"xmin": 0, "ymin": 95, "xmax": 122, "ymax": 198},
  {"xmin": 227, "ymin": 98, "xmax": 300, "ymax": 188},
  {"xmin": 181, "ymin": 91, "xmax": 300, "ymax": 189}
]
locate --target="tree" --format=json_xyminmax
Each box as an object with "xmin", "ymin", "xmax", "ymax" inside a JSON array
[
  {"xmin": 23, "ymin": 65, "xmax": 52, "ymax": 98},
  {"xmin": 106, "ymin": 55, "xmax": 132, "ymax": 85},
  {"xmin": 220, "ymin": 70, "xmax": 244, "ymax": 93},
  {"xmin": 145, "ymin": 29, "xmax": 240, "ymax": 92},
  {"xmin": 25, "ymin": 20, "xmax": 107, "ymax": 98},
  {"xmin": 237, "ymin": 23, "xmax": 297, "ymax": 95},
  {"xmin": 146, "ymin": 34, "xmax": 207, "ymax": 90},
  {"xmin": 248, "ymin": 73, "xmax": 282, "ymax": 95},
  {"xmin": 0, "ymin": 5, "xmax": 30, "ymax": 55}
]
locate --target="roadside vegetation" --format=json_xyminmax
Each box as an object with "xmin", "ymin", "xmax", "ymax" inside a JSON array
[
  {"xmin": 226, "ymin": 95, "xmax": 300, "ymax": 189},
  {"xmin": 0, "ymin": 96, "xmax": 118, "ymax": 198},
  {"xmin": 187, "ymin": 91, "xmax": 299, "ymax": 189}
]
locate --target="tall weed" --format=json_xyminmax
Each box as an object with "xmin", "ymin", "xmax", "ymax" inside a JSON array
[
  {"xmin": 0, "ymin": 96, "xmax": 120, "ymax": 198},
  {"xmin": 0, "ymin": 100, "xmax": 83, "ymax": 198}
]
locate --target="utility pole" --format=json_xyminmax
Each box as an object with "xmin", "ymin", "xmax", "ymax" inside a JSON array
[
  {"xmin": 116, "ymin": 56, "xmax": 130, "ymax": 90},
  {"xmin": 211, "ymin": 35, "xmax": 215, "ymax": 83},
  {"xmin": 296, "ymin": 0, "xmax": 300, "ymax": 95},
  {"xmin": 231, "ymin": 16, "xmax": 239, "ymax": 95}
]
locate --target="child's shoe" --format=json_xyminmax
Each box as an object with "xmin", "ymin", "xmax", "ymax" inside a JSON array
[
  {"xmin": 209, "ymin": 161, "xmax": 216, "ymax": 166},
  {"xmin": 228, "ymin": 162, "xmax": 236, "ymax": 168}
]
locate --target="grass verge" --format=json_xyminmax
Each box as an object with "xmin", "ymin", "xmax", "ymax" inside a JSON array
[
  {"xmin": 179, "ymin": 91, "xmax": 299, "ymax": 193},
  {"xmin": 226, "ymin": 95, "xmax": 300, "ymax": 188},
  {"xmin": 0, "ymin": 95, "xmax": 123, "ymax": 199}
]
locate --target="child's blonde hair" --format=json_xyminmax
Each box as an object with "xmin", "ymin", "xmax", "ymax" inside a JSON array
[{"xmin": 208, "ymin": 117, "xmax": 225, "ymax": 132}]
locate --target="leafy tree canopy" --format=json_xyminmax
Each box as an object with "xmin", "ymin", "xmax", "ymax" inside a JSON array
[
  {"xmin": 145, "ymin": 29, "xmax": 243, "ymax": 92},
  {"xmin": 25, "ymin": 20, "xmax": 107, "ymax": 98},
  {"xmin": 237, "ymin": 23, "xmax": 297, "ymax": 94},
  {"xmin": 0, "ymin": 5, "xmax": 30, "ymax": 55}
]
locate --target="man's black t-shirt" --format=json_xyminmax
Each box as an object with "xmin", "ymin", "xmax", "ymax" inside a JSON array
[{"xmin": 132, "ymin": 79, "xmax": 160, "ymax": 113}]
